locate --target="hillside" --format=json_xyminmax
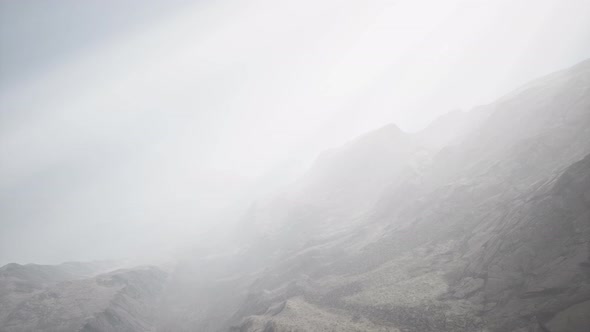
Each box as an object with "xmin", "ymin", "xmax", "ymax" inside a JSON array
[{"xmin": 1, "ymin": 59, "xmax": 589, "ymax": 332}]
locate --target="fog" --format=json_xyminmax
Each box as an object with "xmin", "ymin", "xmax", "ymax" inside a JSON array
[{"xmin": 1, "ymin": 0, "xmax": 590, "ymax": 266}]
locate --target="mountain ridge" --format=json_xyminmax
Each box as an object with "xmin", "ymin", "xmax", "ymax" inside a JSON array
[{"xmin": 1, "ymin": 58, "xmax": 589, "ymax": 332}]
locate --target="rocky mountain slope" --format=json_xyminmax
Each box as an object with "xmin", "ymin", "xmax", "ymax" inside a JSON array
[
  {"xmin": 205, "ymin": 59, "xmax": 590, "ymax": 332},
  {"xmin": 0, "ymin": 264, "xmax": 166, "ymax": 332},
  {"xmin": 1, "ymin": 59, "xmax": 589, "ymax": 332}
]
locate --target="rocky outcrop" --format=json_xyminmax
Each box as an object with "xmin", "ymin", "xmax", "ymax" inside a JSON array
[
  {"xmin": 0, "ymin": 265, "xmax": 166, "ymax": 332},
  {"xmin": 0, "ymin": 261, "xmax": 120, "ymax": 324},
  {"xmin": 464, "ymin": 154, "xmax": 590, "ymax": 331}
]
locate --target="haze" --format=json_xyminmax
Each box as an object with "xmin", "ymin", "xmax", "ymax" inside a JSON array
[{"xmin": 1, "ymin": 0, "xmax": 590, "ymax": 265}]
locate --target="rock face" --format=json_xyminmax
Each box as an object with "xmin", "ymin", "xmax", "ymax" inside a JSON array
[
  {"xmin": 464, "ymin": 154, "xmax": 590, "ymax": 331},
  {"xmin": 0, "ymin": 264, "xmax": 166, "ymax": 332},
  {"xmin": 175, "ymin": 59, "xmax": 590, "ymax": 332}
]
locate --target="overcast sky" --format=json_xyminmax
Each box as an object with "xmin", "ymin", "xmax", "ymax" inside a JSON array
[{"xmin": 1, "ymin": 0, "xmax": 590, "ymax": 265}]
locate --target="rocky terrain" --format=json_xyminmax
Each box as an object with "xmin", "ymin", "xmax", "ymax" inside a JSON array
[
  {"xmin": 0, "ymin": 263, "xmax": 166, "ymax": 332},
  {"xmin": 209, "ymin": 59, "xmax": 590, "ymax": 332},
  {"xmin": 1, "ymin": 59, "xmax": 589, "ymax": 331}
]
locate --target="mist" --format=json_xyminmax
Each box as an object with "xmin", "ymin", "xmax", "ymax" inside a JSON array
[
  {"xmin": 1, "ymin": 0, "xmax": 587, "ymax": 266},
  {"xmin": 1, "ymin": 2, "xmax": 590, "ymax": 330}
]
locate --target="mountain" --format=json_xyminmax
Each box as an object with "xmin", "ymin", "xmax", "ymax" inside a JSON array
[
  {"xmin": 1, "ymin": 59, "xmax": 589, "ymax": 332},
  {"xmin": 0, "ymin": 261, "xmax": 120, "ymax": 323},
  {"xmin": 218, "ymin": 59, "xmax": 590, "ymax": 332},
  {"xmin": 0, "ymin": 263, "xmax": 166, "ymax": 332},
  {"xmin": 414, "ymin": 108, "xmax": 492, "ymax": 149}
]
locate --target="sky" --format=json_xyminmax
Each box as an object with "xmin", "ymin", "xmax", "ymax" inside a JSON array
[{"xmin": 1, "ymin": 0, "xmax": 590, "ymax": 265}]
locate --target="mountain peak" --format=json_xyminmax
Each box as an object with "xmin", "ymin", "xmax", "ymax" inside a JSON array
[
  {"xmin": 373, "ymin": 123, "xmax": 404, "ymax": 136},
  {"xmin": 349, "ymin": 123, "xmax": 405, "ymax": 147}
]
